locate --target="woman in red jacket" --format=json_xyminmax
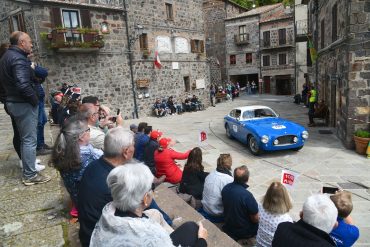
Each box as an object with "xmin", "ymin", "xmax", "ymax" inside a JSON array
[{"xmin": 154, "ymin": 137, "xmax": 190, "ymax": 184}]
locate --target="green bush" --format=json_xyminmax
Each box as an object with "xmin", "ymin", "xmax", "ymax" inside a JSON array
[{"xmin": 354, "ymin": 129, "xmax": 370, "ymax": 138}]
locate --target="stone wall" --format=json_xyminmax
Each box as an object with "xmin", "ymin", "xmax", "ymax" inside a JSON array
[
  {"xmin": 307, "ymin": 0, "xmax": 370, "ymax": 148},
  {"xmin": 0, "ymin": 0, "xmax": 210, "ymax": 118}
]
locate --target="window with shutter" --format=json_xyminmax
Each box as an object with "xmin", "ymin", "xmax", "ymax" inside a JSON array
[
  {"xmin": 165, "ymin": 3, "xmax": 173, "ymax": 20},
  {"xmin": 278, "ymin": 29, "xmax": 286, "ymax": 45},
  {"xmin": 8, "ymin": 12, "xmax": 26, "ymax": 33},
  {"xmin": 263, "ymin": 55, "xmax": 270, "ymax": 66},
  {"xmin": 62, "ymin": 9, "xmax": 82, "ymax": 43},
  {"xmin": 263, "ymin": 31, "xmax": 270, "ymax": 47},
  {"xmin": 278, "ymin": 53, "xmax": 287, "ymax": 65},
  {"xmin": 190, "ymin": 39, "xmax": 204, "ymax": 53},
  {"xmin": 139, "ymin": 34, "xmax": 148, "ymax": 50},
  {"xmin": 246, "ymin": 53, "xmax": 252, "ymax": 64},
  {"xmin": 230, "ymin": 55, "xmax": 236, "ymax": 65}
]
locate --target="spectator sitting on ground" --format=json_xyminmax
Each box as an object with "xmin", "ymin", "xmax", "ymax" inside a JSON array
[
  {"xmin": 272, "ymin": 194, "xmax": 338, "ymax": 247},
  {"xmin": 50, "ymin": 115, "xmax": 103, "ymax": 218},
  {"xmin": 143, "ymin": 130, "xmax": 163, "ymax": 175},
  {"xmin": 329, "ymin": 191, "xmax": 359, "ymax": 247},
  {"xmin": 256, "ymin": 181, "xmax": 293, "ymax": 247},
  {"xmin": 153, "ymin": 98, "xmax": 166, "ymax": 117},
  {"xmin": 134, "ymin": 122, "xmax": 149, "ymax": 161},
  {"xmin": 179, "ymin": 147, "xmax": 209, "ymax": 202},
  {"xmin": 200, "ymin": 153, "xmax": 234, "ymax": 223},
  {"xmin": 78, "ymin": 127, "xmax": 173, "ymax": 247},
  {"xmin": 154, "ymin": 137, "xmax": 190, "ymax": 184},
  {"xmin": 129, "ymin": 123, "xmax": 138, "ymax": 134},
  {"xmin": 90, "ymin": 162, "xmax": 208, "ymax": 247},
  {"xmin": 222, "ymin": 166, "xmax": 259, "ymax": 241},
  {"xmin": 191, "ymin": 95, "xmax": 202, "ymax": 111},
  {"xmin": 184, "ymin": 96, "xmax": 193, "ymax": 112},
  {"xmin": 167, "ymin": 96, "xmax": 177, "ymax": 115}
]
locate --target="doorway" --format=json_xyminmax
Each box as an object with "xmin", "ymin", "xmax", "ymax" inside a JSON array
[
  {"xmin": 263, "ymin": 76, "xmax": 271, "ymax": 94},
  {"xmin": 276, "ymin": 75, "xmax": 292, "ymax": 95},
  {"xmin": 184, "ymin": 76, "xmax": 190, "ymax": 92}
]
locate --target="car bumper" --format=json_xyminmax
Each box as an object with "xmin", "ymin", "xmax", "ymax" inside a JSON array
[{"xmin": 260, "ymin": 140, "xmax": 305, "ymax": 151}]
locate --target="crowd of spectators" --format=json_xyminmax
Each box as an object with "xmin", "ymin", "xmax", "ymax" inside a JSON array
[{"xmin": 152, "ymin": 95, "xmax": 204, "ymax": 117}]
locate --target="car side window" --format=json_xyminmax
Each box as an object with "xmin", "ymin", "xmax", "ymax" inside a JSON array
[
  {"xmin": 229, "ymin": 110, "xmax": 235, "ymax": 118},
  {"xmin": 243, "ymin": 110, "xmax": 253, "ymax": 119}
]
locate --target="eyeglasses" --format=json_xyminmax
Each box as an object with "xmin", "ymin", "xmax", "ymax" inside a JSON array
[{"xmin": 84, "ymin": 128, "xmax": 90, "ymax": 133}]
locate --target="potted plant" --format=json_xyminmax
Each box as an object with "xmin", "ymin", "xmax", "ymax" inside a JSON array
[
  {"xmin": 40, "ymin": 32, "xmax": 52, "ymax": 41},
  {"xmin": 353, "ymin": 129, "xmax": 370, "ymax": 155},
  {"xmin": 55, "ymin": 26, "xmax": 68, "ymax": 33},
  {"xmin": 87, "ymin": 28, "xmax": 99, "ymax": 35}
]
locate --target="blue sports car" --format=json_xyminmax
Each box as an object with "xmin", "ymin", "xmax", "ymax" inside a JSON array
[{"xmin": 224, "ymin": 105, "xmax": 309, "ymax": 155}]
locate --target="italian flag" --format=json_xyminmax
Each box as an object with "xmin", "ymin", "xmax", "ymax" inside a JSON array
[{"xmin": 154, "ymin": 51, "xmax": 162, "ymax": 69}]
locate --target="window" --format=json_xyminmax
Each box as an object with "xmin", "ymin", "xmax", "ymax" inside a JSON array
[
  {"xmin": 62, "ymin": 9, "xmax": 82, "ymax": 42},
  {"xmin": 230, "ymin": 55, "xmax": 236, "ymax": 65},
  {"xmin": 239, "ymin": 25, "xmax": 248, "ymax": 42},
  {"xmin": 246, "ymin": 53, "xmax": 252, "ymax": 64},
  {"xmin": 332, "ymin": 4, "xmax": 337, "ymax": 42},
  {"xmin": 263, "ymin": 31, "xmax": 270, "ymax": 47},
  {"xmin": 184, "ymin": 76, "xmax": 190, "ymax": 92},
  {"xmin": 139, "ymin": 33, "xmax": 148, "ymax": 50},
  {"xmin": 263, "ymin": 55, "xmax": 270, "ymax": 66},
  {"xmin": 190, "ymin": 39, "xmax": 204, "ymax": 53},
  {"xmin": 8, "ymin": 12, "xmax": 26, "ymax": 33},
  {"xmin": 321, "ymin": 19, "xmax": 325, "ymax": 49},
  {"xmin": 279, "ymin": 53, "xmax": 287, "ymax": 65},
  {"xmin": 278, "ymin": 29, "xmax": 286, "ymax": 45},
  {"xmin": 165, "ymin": 3, "xmax": 173, "ymax": 20}
]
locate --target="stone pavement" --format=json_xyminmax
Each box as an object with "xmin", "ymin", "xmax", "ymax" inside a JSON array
[{"xmin": 0, "ymin": 94, "xmax": 369, "ymax": 246}]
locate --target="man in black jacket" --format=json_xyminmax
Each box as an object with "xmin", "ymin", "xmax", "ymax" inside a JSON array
[{"xmin": 0, "ymin": 31, "xmax": 51, "ymax": 185}]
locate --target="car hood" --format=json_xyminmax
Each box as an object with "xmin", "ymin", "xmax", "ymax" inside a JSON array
[{"xmin": 242, "ymin": 118, "xmax": 305, "ymax": 136}]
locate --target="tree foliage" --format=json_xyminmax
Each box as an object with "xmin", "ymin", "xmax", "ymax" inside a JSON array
[{"xmin": 231, "ymin": 0, "xmax": 294, "ymax": 9}]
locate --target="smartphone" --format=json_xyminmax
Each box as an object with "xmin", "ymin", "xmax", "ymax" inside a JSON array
[
  {"xmin": 116, "ymin": 109, "xmax": 121, "ymax": 115},
  {"xmin": 322, "ymin": 186, "xmax": 339, "ymax": 194}
]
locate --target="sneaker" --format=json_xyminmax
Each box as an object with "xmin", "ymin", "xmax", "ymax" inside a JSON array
[
  {"xmin": 36, "ymin": 148, "xmax": 52, "ymax": 156},
  {"xmin": 22, "ymin": 173, "xmax": 51, "ymax": 186}
]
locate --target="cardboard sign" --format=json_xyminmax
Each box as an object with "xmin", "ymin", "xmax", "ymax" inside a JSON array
[{"xmin": 281, "ymin": 169, "xmax": 299, "ymax": 189}]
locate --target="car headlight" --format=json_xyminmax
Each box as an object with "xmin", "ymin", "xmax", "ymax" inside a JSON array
[
  {"xmin": 302, "ymin": 131, "xmax": 309, "ymax": 139},
  {"xmin": 273, "ymin": 139, "xmax": 279, "ymax": 145},
  {"xmin": 261, "ymin": 135, "xmax": 269, "ymax": 144},
  {"xmin": 293, "ymin": 137, "xmax": 298, "ymax": 143}
]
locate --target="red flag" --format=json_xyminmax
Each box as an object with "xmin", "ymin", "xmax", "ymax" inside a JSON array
[{"xmin": 154, "ymin": 51, "xmax": 162, "ymax": 69}]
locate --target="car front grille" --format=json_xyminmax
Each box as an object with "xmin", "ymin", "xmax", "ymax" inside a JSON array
[{"xmin": 276, "ymin": 135, "xmax": 296, "ymax": 145}]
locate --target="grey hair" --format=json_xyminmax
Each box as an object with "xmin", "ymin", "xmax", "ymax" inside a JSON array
[
  {"xmin": 302, "ymin": 194, "xmax": 338, "ymax": 233},
  {"xmin": 107, "ymin": 162, "xmax": 154, "ymax": 212},
  {"xmin": 104, "ymin": 127, "xmax": 134, "ymax": 158},
  {"xmin": 79, "ymin": 103, "xmax": 96, "ymax": 117}
]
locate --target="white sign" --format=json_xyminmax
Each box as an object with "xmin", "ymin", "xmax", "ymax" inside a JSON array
[
  {"xmin": 156, "ymin": 36, "xmax": 172, "ymax": 53},
  {"xmin": 172, "ymin": 62, "xmax": 179, "ymax": 70},
  {"xmin": 281, "ymin": 169, "xmax": 299, "ymax": 189},
  {"xmin": 272, "ymin": 125, "xmax": 286, "ymax": 130},
  {"xmin": 195, "ymin": 79, "xmax": 205, "ymax": 89},
  {"xmin": 175, "ymin": 37, "xmax": 189, "ymax": 53},
  {"xmin": 232, "ymin": 125, "xmax": 238, "ymax": 133}
]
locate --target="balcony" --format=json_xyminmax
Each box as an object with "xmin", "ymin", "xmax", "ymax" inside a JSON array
[
  {"xmin": 234, "ymin": 34, "xmax": 249, "ymax": 45},
  {"xmin": 295, "ymin": 19, "xmax": 310, "ymax": 42},
  {"xmin": 30, "ymin": 0, "xmax": 124, "ymax": 10},
  {"xmin": 261, "ymin": 39, "xmax": 294, "ymax": 50}
]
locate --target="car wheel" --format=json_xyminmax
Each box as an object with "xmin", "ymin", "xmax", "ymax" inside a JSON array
[
  {"xmin": 225, "ymin": 125, "xmax": 233, "ymax": 139},
  {"xmin": 248, "ymin": 135, "xmax": 261, "ymax": 155},
  {"xmin": 292, "ymin": 146, "xmax": 303, "ymax": 151}
]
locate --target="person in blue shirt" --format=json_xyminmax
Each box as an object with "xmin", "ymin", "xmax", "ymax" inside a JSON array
[
  {"xmin": 330, "ymin": 191, "xmax": 360, "ymax": 247},
  {"xmin": 134, "ymin": 122, "xmax": 150, "ymax": 161},
  {"xmin": 222, "ymin": 165, "xmax": 259, "ymax": 241}
]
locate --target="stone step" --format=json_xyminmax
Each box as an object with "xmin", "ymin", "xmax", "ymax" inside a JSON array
[{"xmin": 154, "ymin": 184, "xmax": 241, "ymax": 247}]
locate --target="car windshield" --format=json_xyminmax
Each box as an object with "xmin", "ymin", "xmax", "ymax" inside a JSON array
[{"xmin": 242, "ymin": 108, "xmax": 277, "ymax": 119}]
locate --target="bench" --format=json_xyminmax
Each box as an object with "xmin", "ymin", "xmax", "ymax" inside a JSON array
[
  {"xmin": 215, "ymin": 93, "xmax": 227, "ymax": 103},
  {"xmin": 154, "ymin": 184, "xmax": 240, "ymax": 247}
]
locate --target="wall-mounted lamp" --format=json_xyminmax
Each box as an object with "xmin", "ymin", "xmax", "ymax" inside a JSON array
[{"xmin": 100, "ymin": 21, "xmax": 109, "ymax": 34}]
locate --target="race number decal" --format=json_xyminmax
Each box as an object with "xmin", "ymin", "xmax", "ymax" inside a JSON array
[
  {"xmin": 233, "ymin": 125, "xmax": 238, "ymax": 132},
  {"xmin": 272, "ymin": 125, "xmax": 286, "ymax": 130}
]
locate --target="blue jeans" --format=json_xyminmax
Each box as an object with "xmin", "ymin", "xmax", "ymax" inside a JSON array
[
  {"xmin": 37, "ymin": 101, "xmax": 47, "ymax": 149},
  {"xmin": 149, "ymin": 199, "xmax": 173, "ymax": 226},
  {"xmin": 6, "ymin": 102, "xmax": 38, "ymax": 179}
]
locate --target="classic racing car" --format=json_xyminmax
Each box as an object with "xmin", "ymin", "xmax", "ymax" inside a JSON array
[{"xmin": 224, "ymin": 105, "xmax": 309, "ymax": 155}]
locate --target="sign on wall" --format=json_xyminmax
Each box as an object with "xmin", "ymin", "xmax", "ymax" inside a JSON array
[
  {"xmin": 156, "ymin": 36, "xmax": 172, "ymax": 53},
  {"xmin": 175, "ymin": 37, "xmax": 189, "ymax": 53},
  {"xmin": 195, "ymin": 79, "xmax": 205, "ymax": 89},
  {"xmin": 172, "ymin": 62, "xmax": 179, "ymax": 70}
]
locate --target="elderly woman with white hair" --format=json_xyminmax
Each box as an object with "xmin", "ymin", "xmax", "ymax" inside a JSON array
[{"xmin": 90, "ymin": 162, "xmax": 208, "ymax": 247}]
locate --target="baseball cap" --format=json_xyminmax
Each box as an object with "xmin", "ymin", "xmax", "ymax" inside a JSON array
[
  {"xmin": 159, "ymin": 138, "xmax": 171, "ymax": 149},
  {"xmin": 150, "ymin": 130, "xmax": 163, "ymax": 140}
]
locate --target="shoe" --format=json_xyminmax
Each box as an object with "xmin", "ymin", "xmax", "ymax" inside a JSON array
[
  {"xmin": 43, "ymin": 144, "xmax": 53, "ymax": 150},
  {"xmin": 36, "ymin": 148, "xmax": 52, "ymax": 156},
  {"xmin": 22, "ymin": 173, "xmax": 51, "ymax": 186}
]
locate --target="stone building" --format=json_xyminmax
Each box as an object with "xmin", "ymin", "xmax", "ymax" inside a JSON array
[
  {"xmin": 304, "ymin": 0, "xmax": 370, "ymax": 148},
  {"xmin": 225, "ymin": 3, "xmax": 293, "ymax": 90},
  {"xmin": 0, "ymin": 0, "xmax": 210, "ymax": 118},
  {"xmin": 203, "ymin": 0, "xmax": 247, "ymax": 85}
]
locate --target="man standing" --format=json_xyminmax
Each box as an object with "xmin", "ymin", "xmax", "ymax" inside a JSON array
[
  {"xmin": 0, "ymin": 31, "xmax": 50, "ymax": 185},
  {"xmin": 308, "ymin": 83, "xmax": 317, "ymax": 127},
  {"xmin": 222, "ymin": 165, "xmax": 259, "ymax": 241}
]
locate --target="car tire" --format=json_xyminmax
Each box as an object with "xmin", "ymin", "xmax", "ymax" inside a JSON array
[
  {"xmin": 225, "ymin": 124, "xmax": 233, "ymax": 139},
  {"xmin": 248, "ymin": 135, "xmax": 261, "ymax": 156},
  {"xmin": 292, "ymin": 146, "xmax": 303, "ymax": 151}
]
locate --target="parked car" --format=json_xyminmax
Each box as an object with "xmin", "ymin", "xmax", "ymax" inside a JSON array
[{"xmin": 224, "ymin": 105, "xmax": 309, "ymax": 155}]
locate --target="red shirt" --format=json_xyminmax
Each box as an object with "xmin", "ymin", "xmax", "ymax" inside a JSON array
[{"xmin": 154, "ymin": 148, "xmax": 190, "ymax": 184}]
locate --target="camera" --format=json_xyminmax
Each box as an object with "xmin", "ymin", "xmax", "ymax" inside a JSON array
[{"xmin": 322, "ymin": 186, "xmax": 339, "ymax": 194}]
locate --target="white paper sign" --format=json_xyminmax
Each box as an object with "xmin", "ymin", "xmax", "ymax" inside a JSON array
[
  {"xmin": 175, "ymin": 37, "xmax": 189, "ymax": 53},
  {"xmin": 281, "ymin": 169, "xmax": 299, "ymax": 189},
  {"xmin": 156, "ymin": 36, "xmax": 172, "ymax": 53},
  {"xmin": 172, "ymin": 62, "xmax": 179, "ymax": 70},
  {"xmin": 195, "ymin": 79, "xmax": 205, "ymax": 89}
]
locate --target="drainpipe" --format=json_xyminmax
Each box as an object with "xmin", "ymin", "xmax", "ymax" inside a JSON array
[
  {"xmin": 258, "ymin": 14, "xmax": 262, "ymax": 93},
  {"xmin": 314, "ymin": 0, "xmax": 318, "ymax": 87},
  {"xmin": 123, "ymin": 0, "xmax": 139, "ymax": 119},
  {"xmin": 293, "ymin": 2, "xmax": 297, "ymax": 95}
]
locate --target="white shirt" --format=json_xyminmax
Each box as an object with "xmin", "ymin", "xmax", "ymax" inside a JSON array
[
  {"xmin": 201, "ymin": 170, "xmax": 233, "ymax": 216},
  {"xmin": 256, "ymin": 204, "xmax": 293, "ymax": 247}
]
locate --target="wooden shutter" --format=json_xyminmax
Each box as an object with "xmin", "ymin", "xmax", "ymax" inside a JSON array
[
  {"xmin": 80, "ymin": 9, "xmax": 93, "ymax": 42},
  {"xmin": 51, "ymin": 7, "xmax": 64, "ymax": 43},
  {"xmin": 18, "ymin": 12, "xmax": 26, "ymax": 32},
  {"xmin": 190, "ymin": 39, "xmax": 195, "ymax": 53},
  {"xmin": 200, "ymin": 40, "xmax": 204, "ymax": 53},
  {"xmin": 8, "ymin": 18, "xmax": 13, "ymax": 33}
]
